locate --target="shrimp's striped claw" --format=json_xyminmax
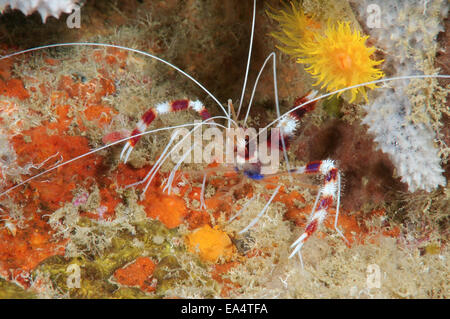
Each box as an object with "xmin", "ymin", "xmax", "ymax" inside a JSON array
[
  {"xmin": 288, "ymin": 159, "xmax": 347, "ymax": 260},
  {"xmin": 120, "ymin": 99, "xmax": 212, "ymax": 163},
  {"xmin": 271, "ymin": 90, "xmax": 318, "ymax": 150}
]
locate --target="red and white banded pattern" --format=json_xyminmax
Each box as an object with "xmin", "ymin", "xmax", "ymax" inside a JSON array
[
  {"xmin": 235, "ymin": 90, "xmax": 318, "ymax": 164},
  {"xmin": 120, "ymin": 99, "xmax": 211, "ymax": 163},
  {"xmin": 267, "ymin": 90, "xmax": 318, "ymax": 152},
  {"xmin": 275, "ymin": 90, "xmax": 318, "ymax": 140},
  {"xmin": 288, "ymin": 159, "xmax": 342, "ymax": 259}
]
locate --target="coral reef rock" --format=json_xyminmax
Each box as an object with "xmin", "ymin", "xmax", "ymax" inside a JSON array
[{"xmin": 0, "ymin": 0, "xmax": 80, "ymax": 22}]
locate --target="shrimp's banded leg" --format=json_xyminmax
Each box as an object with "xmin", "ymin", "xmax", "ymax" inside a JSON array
[
  {"xmin": 288, "ymin": 159, "xmax": 347, "ymax": 260},
  {"xmin": 242, "ymin": 91, "xmax": 318, "ymax": 164},
  {"xmin": 270, "ymin": 90, "xmax": 318, "ymax": 150},
  {"xmin": 120, "ymin": 99, "xmax": 212, "ymax": 163}
]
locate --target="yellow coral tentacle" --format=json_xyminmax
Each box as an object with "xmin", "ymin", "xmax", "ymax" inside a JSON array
[{"xmin": 267, "ymin": 2, "xmax": 384, "ymax": 103}]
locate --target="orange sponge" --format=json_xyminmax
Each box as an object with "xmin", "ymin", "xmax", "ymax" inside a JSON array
[
  {"xmin": 186, "ymin": 225, "xmax": 234, "ymax": 263},
  {"xmin": 113, "ymin": 257, "xmax": 157, "ymax": 293},
  {"xmin": 141, "ymin": 193, "xmax": 188, "ymax": 229}
]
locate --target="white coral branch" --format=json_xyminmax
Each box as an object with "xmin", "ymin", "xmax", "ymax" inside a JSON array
[
  {"xmin": 0, "ymin": 0, "xmax": 80, "ymax": 22},
  {"xmin": 354, "ymin": 0, "xmax": 448, "ymax": 192}
]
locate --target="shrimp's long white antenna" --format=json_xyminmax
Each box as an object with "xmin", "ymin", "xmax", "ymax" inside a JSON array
[
  {"xmin": 141, "ymin": 118, "xmax": 230, "ymax": 194},
  {"xmin": 254, "ymin": 74, "xmax": 450, "ymax": 143},
  {"xmin": 0, "ymin": 117, "xmax": 232, "ymax": 198},
  {"xmin": 0, "ymin": 43, "xmax": 229, "ymax": 118},
  {"xmin": 125, "ymin": 131, "xmax": 179, "ymax": 190},
  {"xmin": 229, "ymin": 196, "xmax": 256, "ymax": 222},
  {"xmin": 143, "ymin": 132, "xmax": 192, "ymax": 195},
  {"xmin": 163, "ymin": 143, "xmax": 196, "ymax": 195},
  {"xmin": 334, "ymin": 172, "xmax": 347, "ymax": 243},
  {"xmin": 200, "ymin": 172, "xmax": 207, "ymax": 210},
  {"xmin": 236, "ymin": 0, "xmax": 257, "ymax": 119},
  {"xmin": 3, "ymin": 74, "xmax": 447, "ymax": 198},
  {"xmin": 243, "ymin": 52, "xmax": 291, "ymax": 173},
  {"xmin": 239, "ymin": 184, "xmax": 281, "ymax": 234},
  {"xmin": 162, "ymin": 122, "xmax": 206, "ymax": 195},
  {"xmin": 243, "ymin": 52, "xmax": 278, "ymax": 126}
]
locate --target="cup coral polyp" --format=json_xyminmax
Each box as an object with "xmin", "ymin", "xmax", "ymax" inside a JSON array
[
  {"xmin": 268, "ymin": 1, "xmax": 384, "ymax": 103},
  {"xmin": 266, "ymin": 1, "xmax": 320, "ymax": 56},
  {"xmin": 297, "ymin": 21, "xmax": 384, "ymax": 102}
]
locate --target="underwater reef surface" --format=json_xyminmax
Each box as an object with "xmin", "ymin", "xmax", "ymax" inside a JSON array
[{"xmin": 0, "ymin": 0, "xmax": 448, "ymax": 298}]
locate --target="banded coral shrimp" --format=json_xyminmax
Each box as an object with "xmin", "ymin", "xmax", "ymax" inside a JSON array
[
  {"xmin": 0, "ymin": 0, "xmax": 449, "ymax": 298},
  {"xmin": 0, "ymin": 0, "xmax": 350, "ymax": 267}
]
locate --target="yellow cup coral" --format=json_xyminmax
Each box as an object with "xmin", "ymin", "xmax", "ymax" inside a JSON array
[
  {"xmin": 266, "ymin": 1, "xmax": 320, "ymax": 56},
  {"xmin": 267, "ymin": 2, "xmax": 384, "ymax": 103},
  {"xmin": 186, "ymin": 225, "xmax": 234, "ymax": 263},
  {"xmin": 297, "ymin": 21, "xmax": 384, "ymax": 102}
]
